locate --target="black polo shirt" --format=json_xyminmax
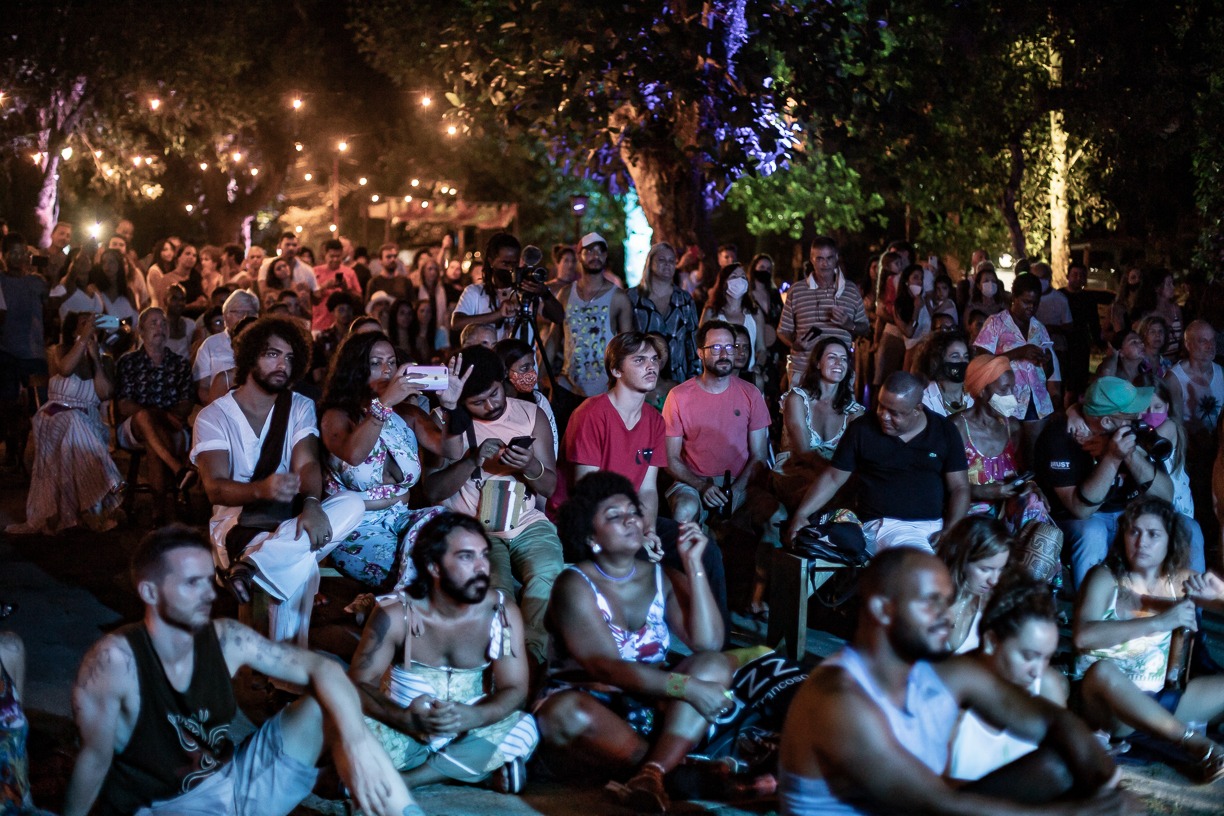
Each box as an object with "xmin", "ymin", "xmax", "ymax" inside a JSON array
[
  {"xmin": 1035, "ymin": 416, "xmax": 1142, "ymax": 519},
  {"xmin": 829, "ymin": 407, "xmax": 968, "ymax": 521}
]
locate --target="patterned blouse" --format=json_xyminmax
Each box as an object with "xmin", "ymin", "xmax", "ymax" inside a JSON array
[
  {"xmin": 973, "ymin": 311, "xmax": 1054, "ymax": 419},
  {"xmin": 628, "ymin": 286, "xmax": 701, "ymax": 383}
]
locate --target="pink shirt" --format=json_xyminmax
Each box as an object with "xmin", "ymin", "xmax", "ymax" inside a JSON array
[
  {"xmin": 312, "ymin": 264, "xmax": 362, "ymax": 331},
  {"xmin": 974, "ymin": 311, "xmax": 1054, "ymax": 419},
  {"xmin": 663, "ymin": 377, "xmax": 770, "ymax": 479}
]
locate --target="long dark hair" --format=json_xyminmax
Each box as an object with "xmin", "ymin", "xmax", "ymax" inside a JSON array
[
  {"xmin": 799, "ymin": 336, "xmax": 856, "ymax": 414},
  {"xmin": 320, "ymin": 331, "xmax": 393, "ymax": 421},
  {"xmin": 383, "ymin": 297, "xmax": 415, "ymax": 350},
  {"xmin": 705, "ymin": 263, "xmax": 758, "ymax": 316},
  {"xmin": 91, "ymin": 249, "xmax": 132, "ymax": 303},
  {"xmin": 1132, "ymin": 268, "xmax": 1173, "ymax": 316},
  {"xmin": 894, "ymin": 264, "xmax": 925, "ymax": 324},
  {"xmin": 919, "ymin": 329, "xmax": 970, "ymax": 383},
  {"xmin": 979, "ymin": 572, "xmax": 1057, "ymax": 643},
  {"xmin": 1107, "ymin": 497, "xmax": 1190, "ymax": 580},
  {"xmin": 263, "ymin": 256, "xmax": 292, "ymax": 292}
]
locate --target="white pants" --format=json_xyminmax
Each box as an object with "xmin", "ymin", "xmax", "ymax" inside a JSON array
[
  {"xmin": 863, "ymin": 517, "xmax": 943, "ymax": 556},
  {"xmin": 212, "ymin": 492, "xmax": 364, "ymax": 645}
]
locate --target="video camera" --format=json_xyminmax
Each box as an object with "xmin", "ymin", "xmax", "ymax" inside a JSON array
[{"xmin": 491, "ymin": 244, "xmax": 548, "ymax": 294}]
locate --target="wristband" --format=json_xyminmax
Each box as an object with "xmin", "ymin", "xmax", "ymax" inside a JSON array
[
  {"xmin": 665, "ymin": 672, "xmax": 689, "ymax": 699},
  {"xmin": 524, "ymin": 460, "xmax": 545, "ymax": 481},
  {"xmin": 368, "ymin": 398, "xmax": 393, "ymax": 422},
  {"xmin": 1074, "ymin": 485, "xmax": 1105, "ymax": 507}
]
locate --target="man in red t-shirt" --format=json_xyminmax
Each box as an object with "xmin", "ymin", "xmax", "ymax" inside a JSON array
[
  {"xmin": 557, "ymin": 330, "xmax": 729, "ymax": 633},
  {"xmin": 312, "ymin": 239, "xmax": 362, "ymax": 332}
]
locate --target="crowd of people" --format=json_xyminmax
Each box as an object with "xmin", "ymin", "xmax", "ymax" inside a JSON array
[{"xmin": 2, "ymin": 219, "xmax": 1224, "ymax": 815}]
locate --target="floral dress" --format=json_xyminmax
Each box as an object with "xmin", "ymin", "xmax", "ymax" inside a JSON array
[
  {"xmin": 973, "ymin": 311, "xmax": 1054, "ymax": 419},
  {"xmin": 325, "ymin": 411, "xmax": 443, "ymax": 589}
]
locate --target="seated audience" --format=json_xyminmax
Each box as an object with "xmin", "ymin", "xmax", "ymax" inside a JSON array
[
  {"xmin": 773, "ymin": 336, "xmax": 865, "ymax": 512},
  {"xmin": 63, "ymin": 525, "xmax": 417, "ymax": 816},
  {"xmin": 319, "ymin": 333, "xmax": 466, "ymax": 589},
  {"xmin": 93, "ymin": 248, "xmax": 139, "ymax": 322},
  {"xmin": 1073, "ymin": 497, "xmax": 1224, "ymax": 782},
  {"xmin": 789, "ymin": 371, "xmax": 969, "ymax": 554},
  {"xmin": 778, "ymin": 547, "xmax": 1124, "ymax": 816},
  {"xmin": 8, "ymin": 312, "xmax": 122, "ymax": 534},
  {"xmin": 947, "ymin": 575, "xmax": 1070, "ymax": 781},
  {"xmin": 495, "ymin": 338, "xmax": 558, "ymax": 455},
  {"xmin": 935, "ymin": 516, "xmax": 1011, "ymax": 654},
  {"xmin": 421, "ymin": 345, "xmax": 564, "ymax": 663},
  {"xmin": 349, "ymin": 512, "xmax": 537, "ymax": 792},
  {"xmin": 193, "ymin": 316, "xmax": 363, "ymax": 645},
  {"xmin": 536, "ymin": 472, "xmax": 731, "ymax": 813},
  {"xmin": 192, "ymin": 289, "xmax": 259, "ymax": 405}
]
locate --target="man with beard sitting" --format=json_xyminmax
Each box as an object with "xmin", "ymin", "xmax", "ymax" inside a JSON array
[
  {"xmin": 192, "ymin": 315, "xmax": 363, "ymax": 644},
  {"xmin": 348, "ymin": 512, "xmax": 537, "ymax": 793},
  {"xmin": 778, "ymin": 547, "xmax": 1129, "ymax": 816}
]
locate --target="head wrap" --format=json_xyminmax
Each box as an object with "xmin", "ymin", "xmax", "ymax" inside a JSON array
[{"xmin": 964, "ymin": 354, "xmax": 1012, "ymax": 399}]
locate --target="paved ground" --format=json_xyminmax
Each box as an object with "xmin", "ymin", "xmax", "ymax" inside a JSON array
[{"xmin": 2, "ymin": 464, "xmax": 1222, "ymax": 814}]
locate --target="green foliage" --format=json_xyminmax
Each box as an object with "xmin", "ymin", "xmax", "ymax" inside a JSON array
[{"xmin": 724, "ymin": 148, "xmax": 884, "ymax": 239}]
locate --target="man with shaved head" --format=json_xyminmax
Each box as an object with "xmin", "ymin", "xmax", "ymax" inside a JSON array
[
  {"xmin": 778, "ymin": 548, "xmax": 1126, "ymax": 815},
  {"xmin": 787, "ymin": 371, "xmax": 969, "ymax": 553}
]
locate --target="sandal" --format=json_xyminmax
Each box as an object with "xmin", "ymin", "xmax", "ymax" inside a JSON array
[
  {"xmin": 225, "ymin": 562, "xmax": 255, "ymax": 604},
  {"xmin": 1181, "ymin": 726, "xmax": 1224, "ymax": 784},
  {"xmin": 486, "ymin": 757, "xmax": 526, "ymax": 794},
  {"xmin": 623, "ymin": 762, "xmax": 670, "ymax": 813}
]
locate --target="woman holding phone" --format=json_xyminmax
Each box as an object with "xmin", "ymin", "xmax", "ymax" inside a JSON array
[{"xmin": 319, "ymin": 332, "xmax": 469, "ymax": 588}]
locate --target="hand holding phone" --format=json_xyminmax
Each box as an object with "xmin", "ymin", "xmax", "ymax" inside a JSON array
[{"xmin": 507, "ymin": 435, "xmax": 534, "ymax": 450}]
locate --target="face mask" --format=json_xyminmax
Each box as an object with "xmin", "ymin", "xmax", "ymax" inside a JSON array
[
  {"xmin": 908, "ymin": 283, "xmax": 923, "ymax": 297},
  {"xmin": 727, "ymin": 278, "xmax": 749, "ymax": 299},
  {"xmin": 1040, "ymin": 278, "xmax": 1051, "ymax": 293},
  {"xmin": 1141, "ymin": 411, "xmax": 1168, "ymax": 429},
  {"xmin": 507, "ymin": 369, "xmax": 538, "ymax": 393},
  {"xmin": 981, "ymin": 282, "xmax": 997, "ymax": 298},
  {"xmin": 942, "ymin": 362, "xmax": 967, "ymax": 383},
  {"xmin": 988, "ymin": 393, "xmax": 1020, "ymax": 418}
]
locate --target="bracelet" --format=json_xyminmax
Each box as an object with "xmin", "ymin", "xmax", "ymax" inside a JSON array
[
  {"xmin": 693, "ymin": 571, "xmax": 705, "ymax": 578},
  {"xmin": 367, "ymin": 398, "xmax": 392, "ymax": 422},
  {"xmin": 665, "ymin": 672, "xmax": 689, "ymax": 699},
  {"xmin": 1074, "ymin": 485, "xmax": 1105, "ymax": 507},
  {"xmin": 303, "ymin": 496, "xmax": 321, "ymax": 505},
  {"xmin": 523, "ymin": 459, "xmax": 545, "ymax": 481}
]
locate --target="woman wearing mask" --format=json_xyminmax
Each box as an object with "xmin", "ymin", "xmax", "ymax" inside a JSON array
[
  {"xmin": 1144, "ymin": 381, "xmax": 1207, "ymax": 573},
  {"xmin": 701, "ymin": 263, "xmax": 765, "ymax": 388},
  {"xmin": 956, "ymin": 355, "xmax": 1063, "ymax": 584},
  {"xmin": 894, "ymin": 264, "xmax": 931, "ymax": 372},
  {"xmin": 968, "ymin": 263, "xmax": 1008, "ymax": 318},
  {"xmin": 495, "ymin": 338, "xmax": 559, "ymax": 456},
  {"xmin": 919, "ymin": 330, "xmax": 973, "ymax": 417}
]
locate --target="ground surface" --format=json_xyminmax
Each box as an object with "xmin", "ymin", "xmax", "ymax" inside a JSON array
[{"xmin": 2, "ymin": 464, "xmax": 1222, "ymax": 815}]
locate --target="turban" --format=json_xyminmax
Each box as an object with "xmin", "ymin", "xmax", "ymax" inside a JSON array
[{"xmin": 964, "ymin": 354, "xmax": 1012, "ymax": 400}]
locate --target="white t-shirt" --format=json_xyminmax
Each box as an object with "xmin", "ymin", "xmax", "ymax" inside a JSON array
[
  {"xmin": 191, "ymin": 390, "xmax": 319, "ymax": 540},
  {"xmin": 259, "ymin": 257, "xmax": 318, "ymax": 291},
  {"xmin": 192, "ymin": 331, "xmax": 235, "ymax": 384},
  {"xmin": 56, "ymin": 287, "xmax": 105, "ymax": 320},
  {"xmin": 100, "ymin": 292, "xmax": 140, "ymax": 323},
  {"xmin": 453, "ymin": 283, "xmax": 515, "ymax": 341},
  {"xmin": 165, "ymin": 315, "xmax": 197, "ymax": 361}
]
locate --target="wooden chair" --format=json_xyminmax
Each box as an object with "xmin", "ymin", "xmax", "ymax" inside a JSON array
[{"xmin": 766, "ymin": 550, "xmax": 846, "ymax": 661}]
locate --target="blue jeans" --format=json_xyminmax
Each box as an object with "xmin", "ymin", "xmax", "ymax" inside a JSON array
[{"xmin": 1060, "ymin": 510, "xmax": 1206, "ymax": 591}]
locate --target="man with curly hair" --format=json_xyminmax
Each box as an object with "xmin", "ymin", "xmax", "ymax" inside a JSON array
[{"xmin": 192, "ymin": 315, "xmax": 363, "ymax": 645}]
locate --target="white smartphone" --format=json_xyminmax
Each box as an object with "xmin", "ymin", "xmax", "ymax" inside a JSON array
[{"xmin": 402, "ymin": 365, "xmax": 448, "ymax": 391}]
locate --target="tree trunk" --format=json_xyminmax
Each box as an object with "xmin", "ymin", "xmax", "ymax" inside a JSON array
[
  {"xmin": 1001, "ymin": 137, "xmax": 1028, "ymax": 260},
  {"xmin": 1048, "ymin": 44, "xmax": 1070, "ymax": 286},
  {"xmin": 33, "ymin": 150, "xmax": 62, "ymax": 249}
]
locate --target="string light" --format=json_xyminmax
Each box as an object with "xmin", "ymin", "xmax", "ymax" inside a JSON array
[
  {"xmin": 304, "ymin": 172, "xmax": 313, "ymax": 181},
  {"xmin": 358, "ymin": 177, "xmax": 368, "ymax": 186},
  {"xmin": 199, "ymin": 162, "xmax": 209, "ymax": 171},
  {"xmin": 449, "ymin": 188, "xmax": 458, "ymax": 196},
  {"xmin": 370, "ymin": 194, "xmax": 380, "ymax": 202},
  {"xmin": 328, "ymin": 223, "xmax": 338, "ymax": 232},
  {"xmin": 292, "ymin": 97, "xmax": 303, "ymax": 111},
  {"xmin": 60, "ymin": 147, "xmax": 73, "ymax": 160},
  {"xmin": 410, "ymin": 178, "xmax": 419, "ymax": 187},
  {"xmin": 185, "ymin": 204, "xmax": 194, "ymax": 213},
  {"xmin": 337, "ymin": 140, "xmax": 348, "ymax": 152},
  {"xmin": 403, "ymin": 195, "xmax": 412, "ymax": 202},
  {"xmin": 104, "ymin": 167, "xmax": 115, "ymax": 178},
  {"xmin": 295, "ymin": 142, "xmax": 303, "ymax": 151},
  {"xmin": 295, "ymin": 225, "xmax": 303, "ymax": 233},
  {"xmin": 88, "ymin": 222, "xmax": 102, "ymax": 239},
  {"xmin": 93, "ymin": 150, "xmax": 102, "ymax": 158},
  {"xmin": 131, "ymin": 156, "xmax": 143, "ymax": 167},
  {"xmin": 143, "ymin": 157, "xmax": 153, "ymax": 165},
  {"xmin": 421, "ymin": 201, "xmax": 429, "ymax": 208},
  {"xmin": 232, "ymin": 151, "xmax": 243, "ymax": 162},
  {"xmin": 421, "ymin": 95, "xmax": 432, "ymax": 107},
  {"xmin": 250, "ymin": 167, "xmax": 259, "ymax": 176},
  {"xmin": 149, "ymin": 98, "xmax": 161, "ymax": 111},
  {"xmin": 446, "ymin": 125, "xmax": 458, "ymax": 136},
  {"xmin": 31, "ymin": 152, "xmax": 41, "ymax": 164}
]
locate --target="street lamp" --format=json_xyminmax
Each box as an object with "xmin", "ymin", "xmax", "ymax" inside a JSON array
[{"xmin": 569, "ymin": 193, "xmax": 589, "ymax": 243}]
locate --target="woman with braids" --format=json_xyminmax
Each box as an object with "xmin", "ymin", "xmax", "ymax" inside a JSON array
[
  {"xmin": 946, "ymin": 574, "xmax": 1068, "ymax": 781},
  {"xmin": 935, "ymin": 517, "xmax": 1013, "ymax": 655},
  {"xmin": 535, "ymin": 471, "xmax": 731, "ymax": 813},
  {"xmin": 1073, "ymin": 497, "xmax": 1224, "ymax": 782},
  {"xmin": 318, "ymin": 331, "xmax": 470, "ymax": 589}
]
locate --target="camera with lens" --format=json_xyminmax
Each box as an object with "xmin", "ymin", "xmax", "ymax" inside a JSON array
[
  {"xmin": 514, "ymin": 263, "xmax": 547, "ymax": 289},
  {"xmin": 1129, "ymin": 420, "xmax": 1173, "ymax": 462}
]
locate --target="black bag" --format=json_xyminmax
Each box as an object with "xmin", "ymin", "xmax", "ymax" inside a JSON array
[
  {"xmin": 790, "ymin": 508, "xmax": 869, "ymax": 567},
  {"xmin": 223, "ymin": 391, "xmax": 299, "ymax": 563},
  {"xmin": 698, "ymin": 650, "xmax": 808, "ymax": 772}
]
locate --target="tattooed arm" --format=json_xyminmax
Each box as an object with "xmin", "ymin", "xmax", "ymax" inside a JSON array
[
  {"xmin": 348, "ymin": 601, "xmax": 418, "ymax": 734},
  {"xmin": 64, "ymin": 636, "xmax": 138, "ymax": 816},
  {"xmin": 214, "ymin": 619, "xmax": 415, "ymax": 816}
]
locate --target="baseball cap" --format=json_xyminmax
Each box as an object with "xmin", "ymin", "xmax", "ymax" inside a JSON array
[
  {"xmin": 579, "ymin": 232, "xmax": 608, "ymax": 250},
  {"xmin": 1082, "ymin": 376, "xmax": 1153, "ymax": 417}
]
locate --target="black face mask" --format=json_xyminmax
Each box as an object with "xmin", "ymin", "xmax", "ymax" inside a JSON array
[{"xmin": 942, "ymin": 362, "xmax": 968, "ymax": 384}]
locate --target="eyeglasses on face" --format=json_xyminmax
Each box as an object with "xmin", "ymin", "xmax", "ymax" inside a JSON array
[{"xmin": 701, "ymin": 343, "xmax": 743, "ymax": 354}]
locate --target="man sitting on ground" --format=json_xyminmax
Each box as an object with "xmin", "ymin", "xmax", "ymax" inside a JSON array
[
  {"xmin": 193, "ymin": 315, "xmax": 363, "ymax": 644},
  {"xmin": 788, "ymin": 371, "xmax": 969, "ymax": 554},
  {"xmin": 349, "ymin": 511, "xmax": 537, "ymax": 792},
  {"xmin": 63, "ymin": 524, "xmax": 417, "ymax": 816},
  {"xmin": 778, "ymin": 547, "xmax": 1126, "ymax": 816},
  {"xmin": 421, "ymin": 345, "xmax": 563, "ymax": 664}
]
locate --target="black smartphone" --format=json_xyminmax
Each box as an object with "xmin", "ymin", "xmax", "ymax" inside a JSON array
[
  {"xmin": 507, "ymin": 435, "xmax": 534, "ymax": 449},
  {"xmin": 1010, "ymin": 471, "xmax": 1034, "ymax": 488}
]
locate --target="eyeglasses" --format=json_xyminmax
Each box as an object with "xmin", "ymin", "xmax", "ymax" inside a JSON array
[{"xmin": 701, "ymin": 343, "xmax": 743, "ymax": 354}]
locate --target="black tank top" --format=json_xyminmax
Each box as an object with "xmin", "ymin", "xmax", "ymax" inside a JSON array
[{"xmin": 100, "ymin": 623, "xmax": 237, "ymax": 815}]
